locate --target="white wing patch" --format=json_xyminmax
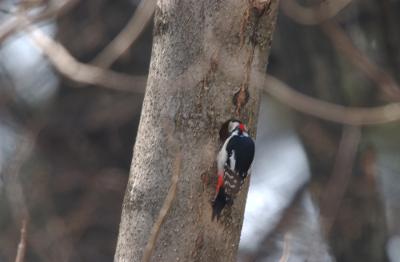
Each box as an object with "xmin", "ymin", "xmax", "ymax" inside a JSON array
[
  {"xmin": 217, "ymin": 133, "xmax": 235, "ymax": 174},
  {"xmin": 229, "ymin": 150, "xmax": 236, "ymax": 171},
  {"xmin": 217, "ymin": 146, "xmax": 228, "ymax": 174}
]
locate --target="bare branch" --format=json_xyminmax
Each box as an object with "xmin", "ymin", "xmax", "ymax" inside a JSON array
[
  {"xmin": 204, "ymin": 32, "xmax": 400, "ymax": 125},
  {"xmin": 91, "ymin": 0, "xmax": 156, "ymax": 68},
  {"xmin": 0, "ymin": 0, "xmax": 79, "ymax": 43},
  {"xmin": 319, "ymin": 126, "xmax": 361, "ymax": 235},
  {"xmin": 3, "ymin": 132, "xmax": 37, "ymax": 224},
  {"xmin": 321, "ymin": 21, "xmax": 400, "ymax": 100},
  {"xmin": 142, "ymin": 153, "xmax": 182, "ymax": 262},
  {"xmin": 1, "ymin": 126, "xmax": 64, "ymax": 262},
  {"xmin": 259, "ymin": 74, "xmax": 400, "ymax": 125},
  {"xmin": 15, "ymin": 219, "xmax": 28, "ymax": 262},
  {"xmin": 27, "ymin": 26, "xmax": 147, "ymax": 93},
  {"xmin": 280, "ymin": 0, "xmax": 353, "ymax": 25},
  {"xmin": 281, "ymin": 0, "xmax": 400, "ymax": 99}
]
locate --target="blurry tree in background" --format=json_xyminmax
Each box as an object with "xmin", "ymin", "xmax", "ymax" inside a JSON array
[{"xmin": 1, "ymin": 0, "xmax": 400, "ymax": 262}]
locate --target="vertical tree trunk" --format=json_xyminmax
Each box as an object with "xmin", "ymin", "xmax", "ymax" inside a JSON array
[{"xmin": 114, "ymin": 0, "xmax": 279, "ymax": 261}]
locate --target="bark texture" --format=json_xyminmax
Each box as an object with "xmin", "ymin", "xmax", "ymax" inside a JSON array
[{"xmin": 114, "ymin": 0, "xmax": 279, "ymax": 261}]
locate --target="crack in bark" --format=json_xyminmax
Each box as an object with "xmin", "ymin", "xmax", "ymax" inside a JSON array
[{"xmin": 235, "ymin": 0, "xmax": 271, "ymax": 117}]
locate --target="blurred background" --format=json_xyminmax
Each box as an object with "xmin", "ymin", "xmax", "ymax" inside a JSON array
[{"xmin": 1, "ymin": 0, "xmax": 400, "ymax": 261}]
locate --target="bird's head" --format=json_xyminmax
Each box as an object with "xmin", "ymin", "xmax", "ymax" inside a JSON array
[
  {"xmin": 228, "ymin": 120, "xmax": 246, "ymax": 133},
  {"xmin": 219, "ymin": 119, "xmax": 247, "ymax": 141}
]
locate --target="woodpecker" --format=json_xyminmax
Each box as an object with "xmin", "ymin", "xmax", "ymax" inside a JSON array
[{"xmin": 212, "ymin": 119, "xmax": 255, "ymax": 220}]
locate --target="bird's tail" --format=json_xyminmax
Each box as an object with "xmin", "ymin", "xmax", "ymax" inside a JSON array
[{"xmin": 211, "ymin": 187, "xmax": 232, "ymax": 221}]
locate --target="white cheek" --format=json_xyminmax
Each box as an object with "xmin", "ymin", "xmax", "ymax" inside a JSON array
[{"xmin": 229, "ymin": 122, "xmax": 239, "ymax": 132}]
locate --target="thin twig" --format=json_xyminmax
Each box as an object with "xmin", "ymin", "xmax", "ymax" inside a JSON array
[
  {"xmin": 91, "ymin": 0, "xmax": 156, "ymax": 68},
  {"xmin": 280, "ymin": 0, "xmax": 353, "ymax": 25},
  {"xmin": 142, "ymin": 153, "xmax": 182, "ymax": 262},
  {"xmin": 26, "ymin": 25, "xmax": 147, "ymax": 93},
  {"xmin": 15, "ymin": 219, "xmax": 28, "ymax": 262},
  {"xmin": 319, "ymin": 126, "xmax": 361, "ymax": 235},
  {"xmin": 279, "ymin": 233, "xmax": 291, "ymax": 262}
]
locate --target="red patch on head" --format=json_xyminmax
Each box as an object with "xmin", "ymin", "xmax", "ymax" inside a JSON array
[{"xmin": 239, "ymin": 123, "xmax": 245, "ymax": 132}]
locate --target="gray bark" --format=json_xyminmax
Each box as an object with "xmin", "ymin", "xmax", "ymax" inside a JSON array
[{"xmin": 114, "ymin": 0, "xmax": 279, "ymax": 261}]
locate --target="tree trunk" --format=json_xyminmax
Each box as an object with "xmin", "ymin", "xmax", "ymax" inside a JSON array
[{"xmin": 114, "ymin": 0, "xmax": 279, "ymax": 261}]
